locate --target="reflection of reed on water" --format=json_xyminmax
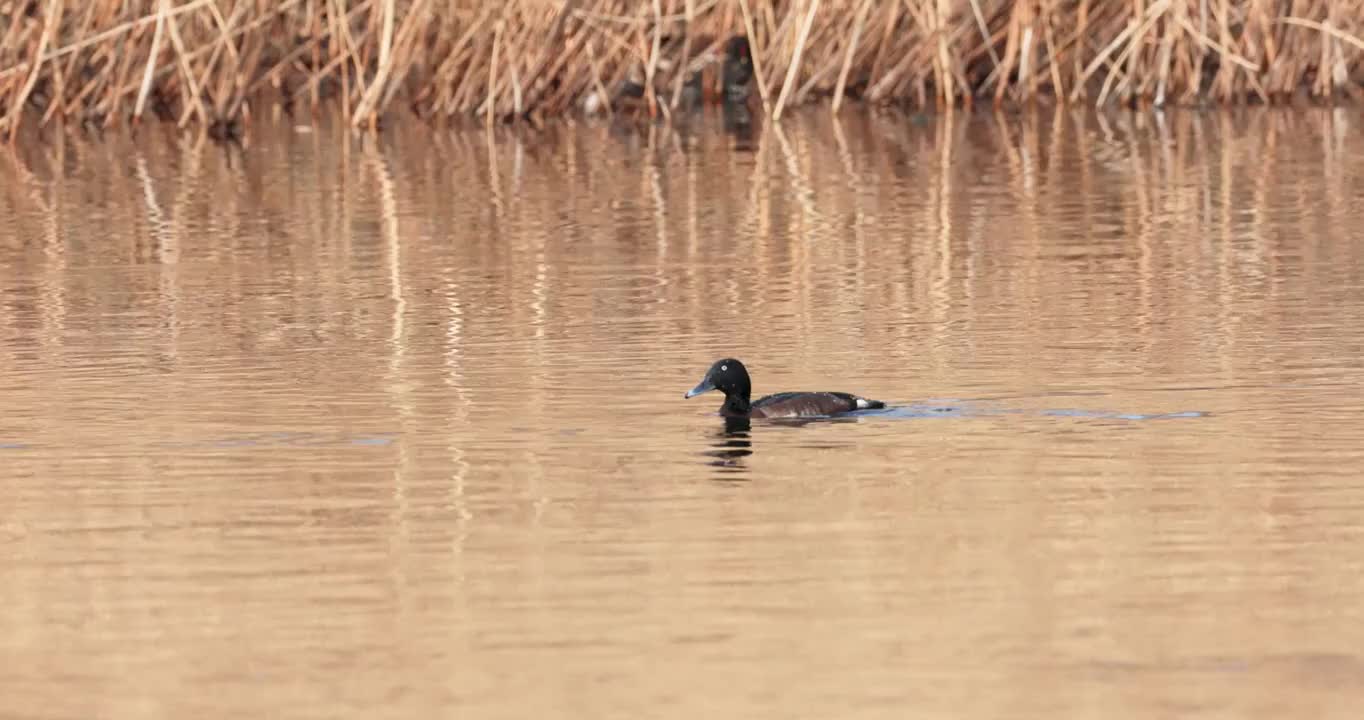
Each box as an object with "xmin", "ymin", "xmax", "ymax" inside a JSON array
[{"xmin": 1, "ymin": 108, "xmax": 1358, "ymax": 464}]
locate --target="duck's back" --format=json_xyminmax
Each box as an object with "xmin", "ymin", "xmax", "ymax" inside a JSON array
[{"xmin": 749, "ymin": 391, "xmax": 884, "ymax": 418}]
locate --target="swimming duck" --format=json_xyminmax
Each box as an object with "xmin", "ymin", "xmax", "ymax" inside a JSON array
[{"xmin": 684, "ymin": 358, "xmax": 885, "ymax": 419}]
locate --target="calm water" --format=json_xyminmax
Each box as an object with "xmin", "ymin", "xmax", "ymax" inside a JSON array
[{"xmin": 2, "ymin": 107, "xmax": 1363, "ymax": 719}]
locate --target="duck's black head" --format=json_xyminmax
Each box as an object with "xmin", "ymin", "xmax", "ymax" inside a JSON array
[
  {"xmin": 722, "ymin": 36, "xmax": 754, "ymax": 91},
  {"xmin": 685, "ymin": 358, "xmax": 753, "ymax": 412},
  {"xmin": 724, "ymin": 36, "xmax": 751, "ymax": 64}
]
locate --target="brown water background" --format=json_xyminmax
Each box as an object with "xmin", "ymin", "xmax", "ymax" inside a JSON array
[{"xmin": 2, "ymin": 107, "xmax": 1363, "ymax": 719}]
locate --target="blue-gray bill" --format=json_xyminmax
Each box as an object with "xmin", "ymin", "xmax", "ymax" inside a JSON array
[{"xmin": 685, "ymin": 377, "xmax": 716, "ymax": 399}]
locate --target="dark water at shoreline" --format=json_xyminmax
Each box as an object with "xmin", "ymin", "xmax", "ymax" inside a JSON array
[{"xmin": 2, "ymin": 106, "xmax": 1363, "ymax": 719}]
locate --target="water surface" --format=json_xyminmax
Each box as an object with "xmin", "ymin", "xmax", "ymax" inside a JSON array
[{"xmin": 2, "ymin": 107, "xmax": 1363, "ymax": 719}]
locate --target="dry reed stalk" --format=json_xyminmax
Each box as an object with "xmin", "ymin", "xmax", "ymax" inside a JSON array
[
  {"xmin": 530, "ymin": 19, "xmax": 592, "ymax": 114},
  {"xmin": 356, "ymin": 0, "xmax": 433, "ymax": 127},
  {"xmin": 1153, "ymin": 0, "xmax": 1179, "ymax": 106},
  {"xmin": 793, "ymin": 21, "xmax": 852, "ymax": 103},
  {"xmin": 992, "ymin": 1, "xmax": 1024, "ymax": 105},
  {"xmin": 4, "ymin": 0, "xmax": 59, "ymax": 140},
  {"xmin": 831, "ymin": 0, "xmax": 872, "ymax": 112},
  {"xmin": 668, "ymin": 0, "xmax": 695, "ymax": 109},
  {"xmin": 1095, "ymin": 0, "xmax": 1169, "ymax": 106},
  {"xmin": 0, "ymin": 0, "xmax": 215, "ymax": 83},
  {"xmin": 486, "ymin": 19, "xmax": 502, "ymax": 129},
  {"xmin": 772, "ymin": 0, "xmax": 817, "ymax": 120},
  {"xmin": 160, "ymin": 0, "xmax": 205, "ymax": 127},
  {"xmin": 644, "ymin": 0, "xmax": 664, "ymax": 118},
  {"xmin": 524, "ymin": 0, "xmax": 581, "ymax": 112},
  {"xmin": 1040, "ymin": 1, "xmax": 1064, "ymax": 99},
  {"xmin": 352, "ymin": 0, "xmax": 398, "ymax": 128},
  {"xmin": 736, "ymin": 0, "xmax": 772, "ymax": 114},
  {"xmin": 43, "ymin": 1, "xmax": 97, "ymax": 124},
  {"xmin": 1281, "ymin": 14, "xmax": 1364, "ymax": 53},
  {"xmin": 586, "ymin": 37, "xmax": 613, "ymax": 116},
  {"xmin": 379, "ymin": 0, "xmax": 436, "ymax": 112},
  {"xmin": 934, "ymin": 0, "xmax": 956, "ymax": 106},
  {"xmin": 863, "ymin": 0, "xmax": 896, "ymax": 89}
]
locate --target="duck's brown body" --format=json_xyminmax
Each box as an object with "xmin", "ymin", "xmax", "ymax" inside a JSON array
[{"xmin": 741, "ymin": 391, "xmax": 880, "ymax": 418}]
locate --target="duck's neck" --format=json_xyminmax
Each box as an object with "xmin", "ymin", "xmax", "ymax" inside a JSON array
[{"xmin": 721, "ymin": 392, "xmax": 751, "ymax": 416}]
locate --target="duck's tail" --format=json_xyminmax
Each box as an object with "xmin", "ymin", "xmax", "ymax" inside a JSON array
[{"xmin": 855, "ymin": 397, "xmax": 886, "ymax": 410}]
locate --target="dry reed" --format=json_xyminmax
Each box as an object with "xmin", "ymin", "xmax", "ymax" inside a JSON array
[{"xmin": 2, "ymin": 0, "xmax": 1364, "ymax": 137}]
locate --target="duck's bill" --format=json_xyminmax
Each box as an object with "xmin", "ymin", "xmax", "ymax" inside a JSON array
[{"xmin": 684, "ymin": 376, "xmax": 716, "ymax": 399}]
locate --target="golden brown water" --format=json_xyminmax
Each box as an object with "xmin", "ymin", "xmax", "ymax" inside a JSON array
[{"xmin": 3, "ymin": 107, "xmax": 1363, "ymax": 719}]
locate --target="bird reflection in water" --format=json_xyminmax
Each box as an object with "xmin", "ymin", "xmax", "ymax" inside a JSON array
[
  {"xmin": 700, "ymin": 416, "xmax": 874, "ymax": 477},
  {"xmin": 722, "ymin": 102, "xmax": 758, "ymax": 151},
  {"xmin": 703, "ymin": 417, "xmax": 753, "ymax": 476}
]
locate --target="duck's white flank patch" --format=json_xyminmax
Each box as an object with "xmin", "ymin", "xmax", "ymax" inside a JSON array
[{"xmin": 856, "ymin": 398, "xmax": 871, "ymax": 409}]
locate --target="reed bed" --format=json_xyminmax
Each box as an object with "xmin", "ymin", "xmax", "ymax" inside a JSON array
[{"xmin": 2, "ymin": 0, "xmax": 1363, "ymax": 137}]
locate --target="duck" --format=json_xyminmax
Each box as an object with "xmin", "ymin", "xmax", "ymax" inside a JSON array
[
  {"xmin": 719, "ymin": 36, "xmax": 754, "ymax": 104},
  {"xmin": 591, "ymin": 35, "xmax": 756, "ymax": 118},
  {"xmin": 684, "ymin": 358, "xmax": 885, "ymax": 419}
]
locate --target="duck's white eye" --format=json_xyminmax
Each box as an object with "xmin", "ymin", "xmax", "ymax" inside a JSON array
[{"xmin": 721, "ymin": 365, "xmax": 728, "ymax": 371}]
